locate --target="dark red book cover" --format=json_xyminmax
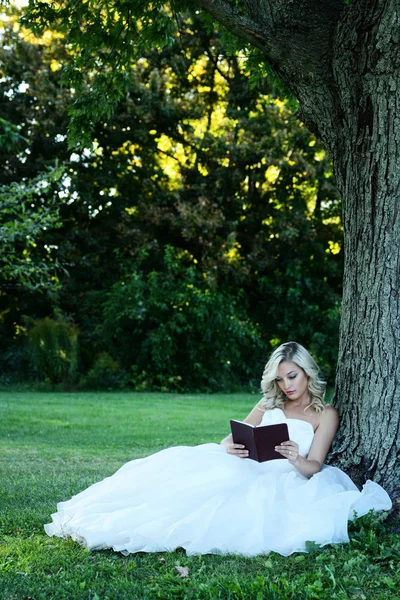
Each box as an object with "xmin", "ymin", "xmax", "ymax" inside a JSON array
[{"xmin": 230, "ymin": 420, "xmax": 290, "ymax": 462}]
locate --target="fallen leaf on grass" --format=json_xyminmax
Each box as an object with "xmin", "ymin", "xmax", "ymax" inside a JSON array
[{"xmin": 174, "ymin": 566, "xmax": 189, "ymax": 578}]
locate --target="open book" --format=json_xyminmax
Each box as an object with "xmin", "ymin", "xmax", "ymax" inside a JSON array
[{"xmin": 230, "ymin": 420, "xmax": 290, "ymax": 462}]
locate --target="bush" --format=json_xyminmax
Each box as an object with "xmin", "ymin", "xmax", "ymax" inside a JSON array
[
  {"xmin": 0, "ymin": 340, "xmax": 30, "ymax": 386},
  {"xmin": 27, "ymin": 316, "xmax": 79, "ymax": 384},
  {"xmin": 80, "ymin": 352, "xmax": 127, "ymax": 390},
  {"xmin": 101, "ymin": 246, "xmax": 266, "ymax": 392}
]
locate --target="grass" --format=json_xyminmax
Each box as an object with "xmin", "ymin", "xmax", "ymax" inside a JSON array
[{"xmin": 0, "ymin": 391, "xmax": 399, "ymax": 600}]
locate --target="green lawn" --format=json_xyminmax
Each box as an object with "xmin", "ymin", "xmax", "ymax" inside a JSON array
[{"xmin": 0, "ymin": 391, "xmax": 399, "ymax": 600}]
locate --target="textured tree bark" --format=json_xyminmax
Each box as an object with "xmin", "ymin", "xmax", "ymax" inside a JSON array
[
  {"xmin": 196, "ymin": 0, "xmax": 400, "ymax": 497},
  {"xmin": 330, "ymin": 0, "xmax": 400, "ymax": 497}
]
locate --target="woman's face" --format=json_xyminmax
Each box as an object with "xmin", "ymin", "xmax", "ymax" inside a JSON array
[{"xmin": 276, "ymin": 361, "xmax": 309, "ymax": 403}]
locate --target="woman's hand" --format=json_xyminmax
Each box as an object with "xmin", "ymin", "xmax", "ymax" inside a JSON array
[
  {"xmin": 275, "ymin": 440, "xmax": 299, "ymax": 462},
  {"xmin": 221, "ymin": 441, "xmax": 249, "ymax": 458}
]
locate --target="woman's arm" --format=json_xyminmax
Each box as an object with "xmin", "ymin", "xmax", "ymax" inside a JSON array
[
  {"xmin": 220, "ymin": 402, "xmax": 265, "ymax": 458},
  {"xmin": 276, "ymin": 406, "xmax": 339, "ymax": 478}
]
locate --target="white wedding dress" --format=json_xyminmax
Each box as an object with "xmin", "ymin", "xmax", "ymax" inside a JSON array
[{"xmin": 45, "ymin": 408, "xmax": 392, "ymax": 556}]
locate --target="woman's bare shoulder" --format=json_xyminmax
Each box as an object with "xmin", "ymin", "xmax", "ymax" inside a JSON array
[
  {"xmin": 323, "ymin": 404, "xmax": 338, "ymax": 417},
  {"xmin": 317, "ymin": 405, "xmax": 339, "ymax": 430}
]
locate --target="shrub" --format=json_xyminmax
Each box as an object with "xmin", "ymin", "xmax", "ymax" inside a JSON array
[
  {"xmin": 101, "ymin": 246, "xmax": 266, "ymax": 392},
  {"xmin": 0, "ymin": 341, "xmax": 30, "ymax": 386},
  {"xmin": 80, "ymin": 352, "xmax": 127, "ymax": 390},
  {"xmin": 27, "ymin": 316, "xmax": 79, "ymax": 384}
]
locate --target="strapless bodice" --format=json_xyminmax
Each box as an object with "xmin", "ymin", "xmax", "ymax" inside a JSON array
[{"xmin": 259, "ymin": 408, "xmax": 314, "ymax": 458}]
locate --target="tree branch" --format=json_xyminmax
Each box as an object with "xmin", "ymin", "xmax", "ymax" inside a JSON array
[
  {"xmin": 195, "ymin": 0, "xmax": 346, "ymax": 146},
  {"xmin": 196, "ymin": 0, "xmax": 344, "ymax": 73},
  {"xmin": 195, "ymin": 0, "xmax": 273, "ymax": 52}
]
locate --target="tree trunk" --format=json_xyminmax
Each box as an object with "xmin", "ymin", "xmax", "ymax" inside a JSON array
[
  {"xmin": 329, "ymin": 0, "xmax": 400, "ymax": 498},
  {"xmin": 196, "ymin": 0, "xmax": 400, "ymax": 498}
]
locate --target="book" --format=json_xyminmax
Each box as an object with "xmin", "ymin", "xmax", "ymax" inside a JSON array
[{"xmin": 230, "ymin": 420, "xmax": 290, "ymax": 462}]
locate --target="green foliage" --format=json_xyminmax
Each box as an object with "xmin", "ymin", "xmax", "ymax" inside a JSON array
[
  {"xmin": 0, "ymin": 116, "xmax": 27, "ymax": 150},
  {"xmin": 27, "ymin": 316, "xmax": 79, "ymax": 384},
  {"xmin": 102, "ymin": 246, "xmax": 264, "ymax": 391},
  {"xmin": 0, "ymin": 342, "xmax": 30, "ymax": 387},
  {"xmin": 0, "ymin": 391, "xmax": 398, "ymax": 600},
  {"xmin": 20, "ymin": 1, "xmax": 295, "ymax": 147},
  {"xmin": 80, "ymin": 352, "xmax": 127, "ymax": 390},
  {"xmin": 0, "ymin": 167, "xmax": 64, "ymax": 290},
  {"xmin": 23, "ymin": 0, "xmax": 179, "ymax": 146},
  {"xmin": 0, "ymin": 9, "xmax": 343, "ymax": 389}
]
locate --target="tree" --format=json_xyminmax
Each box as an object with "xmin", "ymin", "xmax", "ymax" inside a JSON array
[
  {"xmin": 0, "ymin": 10, "xmax": 342, "ymax": 389},
  {"xmin": 16, "ymin": 1, "xmax": 400, "ymax": 495},
  {"xmin": 0, "ymin": 167, "xmax": 63, "ymax": 290},
  {"xmin": 0, "ymin": 23, "xmax": 65, "ymax": 291}
]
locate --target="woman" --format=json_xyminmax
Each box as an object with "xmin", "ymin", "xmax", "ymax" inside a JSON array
[{"xmin": 45, "ymin": 342, "xmax": 391, "ymax": 556}]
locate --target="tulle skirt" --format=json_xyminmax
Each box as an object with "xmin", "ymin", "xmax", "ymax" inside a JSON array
[{"xmin": 45, "ymin": 443, "xmax": 392, "ymax": 556}]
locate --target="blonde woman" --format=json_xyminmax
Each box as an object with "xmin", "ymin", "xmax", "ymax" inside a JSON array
[
  {"xmin": 46, "ymin": 342, "xmax": 391, "ymax": 556},
  {"xmin": 221, "ymin": 341, "xmax": 338, "ymax": 479}
]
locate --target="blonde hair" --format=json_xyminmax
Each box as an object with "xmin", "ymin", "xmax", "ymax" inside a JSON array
[{"xmin": 260, "ymin": 341, "xmax": 326, "ymax": 413}]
